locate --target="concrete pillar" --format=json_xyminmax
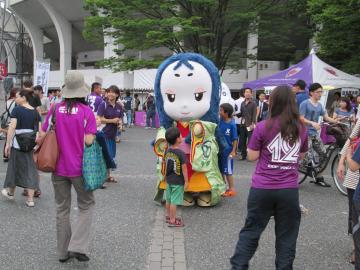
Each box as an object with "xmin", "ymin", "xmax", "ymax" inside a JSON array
[
  {"xmin": 3, "ymin": 40, "xmax": 16, "ymax": 73},
  {"xmin": 36, "ymin": 0, "xmax": 72, "ymax": 82},
  {"xmin": 104, "ymin": 29, "xmax": 118, "ymax": 59},
  {"xmin": 246, "ymin": 32, "xmax": 258, "ymax": 81},
  {"xmin": 11, "ymin": 11, "xmax": 44, "ymax": 75}
]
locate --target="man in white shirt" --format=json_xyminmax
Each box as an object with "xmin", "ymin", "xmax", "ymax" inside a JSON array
[{"xmin": 234, "ymin": 89, "xmax": 245, "ymax": 156}]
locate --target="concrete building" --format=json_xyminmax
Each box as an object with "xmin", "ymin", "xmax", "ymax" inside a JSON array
[{"xmin": 4, "ymin": 0, "xmax": 287, "ymax": 92}]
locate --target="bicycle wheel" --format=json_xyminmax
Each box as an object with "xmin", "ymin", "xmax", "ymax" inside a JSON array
[{"xmin": 331, "ymin": 153, "xmax": 347, "ymax": 196}]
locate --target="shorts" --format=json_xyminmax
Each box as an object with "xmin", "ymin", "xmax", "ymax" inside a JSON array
[
  {"xmin": 165, "ymin": 184, "xmax": 184, "ymax": 205},
  {"xmin": 219, "ymin": 156, "xmax": 234, "ymax": 175}
]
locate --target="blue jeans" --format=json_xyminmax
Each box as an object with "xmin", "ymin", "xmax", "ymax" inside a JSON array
[
  {"xmin": 231, "ymin": 188, "xmax": 300, "ymax": 270},
  {"xmin": 126, "ymin": 110, "xmax": 132, "ymax": 127},
  {"xmin": 146, "ymin": 110, "xmax": 156, "ymax": 128}
]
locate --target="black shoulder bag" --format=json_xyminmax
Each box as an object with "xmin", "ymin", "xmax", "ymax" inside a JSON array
[{"xmin": 15, "ymin": 111, "xmax": 39, "ymax": 152}]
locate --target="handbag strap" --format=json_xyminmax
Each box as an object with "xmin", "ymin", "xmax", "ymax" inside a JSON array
[{"xmin": 50, "ymin": 103, "xmax": 59, "ymax": 129}]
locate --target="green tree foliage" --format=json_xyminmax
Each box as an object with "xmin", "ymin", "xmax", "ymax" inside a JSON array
[
  {"xmin": 84, "ymin": 0, "xmax": 283, "ymax": 72},
  {"xmin": 308, "ymin": 0, "xmax": 360, "ymax": 74},
  {"xmin": 258, "ymin": 0, "xmax": 314, "ymax": 63}
]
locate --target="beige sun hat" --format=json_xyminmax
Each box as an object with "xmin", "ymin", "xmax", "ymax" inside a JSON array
[{"xmin": 61, "ymin": 71, "xmax": 90, "ymax": 98}]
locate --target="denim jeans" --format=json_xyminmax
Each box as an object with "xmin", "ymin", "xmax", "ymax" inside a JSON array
[
  {"xmin": 126, "ymin": 110, "xmax": 132, "ymax": 127},
  {"xmin": 231, "ymin": 188, "xmax": 301, "ymax": 270},
  {"xmin": 146, "ymin": 109, "xmax": 156, "ymax": 128}
]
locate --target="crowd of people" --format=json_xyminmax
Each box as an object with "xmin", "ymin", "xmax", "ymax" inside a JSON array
[
  {"xmin": 1, "ymin": 72, "xmax": 360, "ymax": 268},
  {"xmin": 0, "ymin": 71, "xmax": 157, "ymax": 262}
]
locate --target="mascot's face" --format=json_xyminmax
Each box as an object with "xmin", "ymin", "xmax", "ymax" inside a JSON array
[{"xmin": 160, "ymin": 61, "xmax": 212, "ymax": 121}]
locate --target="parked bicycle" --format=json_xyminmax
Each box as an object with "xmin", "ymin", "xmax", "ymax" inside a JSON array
[{"xmin": 298, "ymin": 121, "xmax": 351, "ymax": 195}]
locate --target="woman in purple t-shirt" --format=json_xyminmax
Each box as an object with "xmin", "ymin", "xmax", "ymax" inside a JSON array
[
  {"xmin": 97, "ymin": 85, "xmax": 123, "ymax": 183},
  {"xmin": 231, "ymin": 85, "xmax": 308, "ymax": 269}
]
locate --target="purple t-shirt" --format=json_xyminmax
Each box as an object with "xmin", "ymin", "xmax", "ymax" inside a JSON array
[
  {"xmin": 87, "ymin": 92, "xmax": 103, "ymax": 112},
  {"xmin": 42, "ymin": 102, "xmax": 97, "ymax": 177},
  {"xmin": 97, "ymin": 101, "xmax": 123, "ymax": 139},
  {"xmin": 248, "ymin": 119, "xmax": 308, "ymax": 189}
]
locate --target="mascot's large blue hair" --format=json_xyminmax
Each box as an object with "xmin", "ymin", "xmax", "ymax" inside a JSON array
[{"xmin": 154, "ymin": 53, "xmax": 221, "ymax": 129}]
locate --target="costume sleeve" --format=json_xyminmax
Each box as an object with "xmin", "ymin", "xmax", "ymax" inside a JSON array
[
  {"xmin": 85, "ymin": 108, "xmax": 97, "ymax": 135},
  {"xmin": 97, "ymin": 101, "xmax": 105, "ymax": 117},
  {"xmin": 247, "ymin": 124, "xmax": 262, "ymax": 151}
]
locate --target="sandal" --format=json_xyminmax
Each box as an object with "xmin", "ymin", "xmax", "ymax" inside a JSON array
[
  {"xmin": 165, "ymin": 216, "xmax": 181, "ymax": 224},
  {"xmin": 168, "ymin": 218, "xmax": 184, "ymax": 227},
  {"xmin": 106, "ymin": 176, "xmax": 118, "ymax": 183}
]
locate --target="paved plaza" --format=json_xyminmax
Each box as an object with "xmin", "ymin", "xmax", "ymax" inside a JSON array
[{"xmin": 0, "ymin": 127, "xmax": 355, "ymax": 270}]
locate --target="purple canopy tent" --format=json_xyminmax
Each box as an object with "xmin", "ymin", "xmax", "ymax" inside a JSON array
[{"xmin": 244, "ymin": 51, "xmax": 360, "ymax": 91}]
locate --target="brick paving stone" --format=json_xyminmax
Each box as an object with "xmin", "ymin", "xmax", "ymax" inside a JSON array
[
  {"xmin": 153, "ymin": 231, "xmax": 164, "ymax": 238},
  {"xmin": 162, "ymin": 267, "xmax": 174, "ymax": 270},
  {"xmin": 174, "ymin": 253, "xmax": 185, "ymax": 262},
  {"xmin": 162, "ymin": 250, "xmax": 174, "ymax": 258},
  {"xmin": 163, "ymin": 242, "xmax": 173, "ymax": 250},
  {"xmin": 149, "ymin": 261, "xmax": 161, "ymax": 270},
  {"xmin": 150, "ymin": 244, "xmax": 162, "ymax": 253},
  {"xmin": 162, "ymin": 258, "xmax": 174, "ymax": 267},
  {"xmin": 163, "ymin": 235, "xmax": 173, "ymax": 242},
  {"xmin": 174, "ymin": 246, "xmax": 185, "ymax": 254},
  {"xmin": 150, "ymin": 252, "xmax": 162, "ymax": 262},
  {"xmin": 174, "ymin": 262, "xmax": 187, "ymax": 270},
  {"xmin": 173, "ymin": 239, "xmax": 184, "ymax": 244}
]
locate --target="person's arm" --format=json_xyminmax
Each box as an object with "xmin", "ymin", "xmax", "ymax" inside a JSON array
[
  {"xmin": 247, "ymin": 124, "xmax": 262, "ymax": 161},
  {"xmin": 323, "ymin": 114, "xmax": 338, "ymax": 124},
  {"xmin": 85, "ymin": 134, "xmax": 95, "ymax": 146},
  {"xmin": 230, "ymin": 140, "xmax": 237, "ymax": 158},
  {"xmin": 84, "ymin": 109, "xmax": 97, "ymax": 146},
  {"xmin": 182, "ymin": 163, "xmax": 188, "ymax": 190},
  {"xmin": 347, "ymin": 146, "xmax": 360, "ymax": 171},
  {"xmin": 97, "ymin": 102, "xmax": 119, "ymax": 125},
  {"xmin": 99, "ymin": 116, "xmax": 119, "ymax": 125},
  {"xmin": 5, "ymin": 118, "xmax": 17, "ymax": 157},
  {"xmin": 247, "ymin": 149, "xmax": 260, "ymax": 161}
]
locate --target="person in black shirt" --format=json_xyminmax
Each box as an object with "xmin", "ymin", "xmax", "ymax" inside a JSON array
[
  {"xmin": 1, "ymin": 90, "xmax": 41, "ymax": 207},
  {"xmin": 164, "ymin": 127, "xmax": 188, "ymax": 227}
]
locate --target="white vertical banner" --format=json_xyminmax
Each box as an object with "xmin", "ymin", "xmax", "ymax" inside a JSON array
[{"xmin": 35, "ymin": 61, "xmax": 50, "ymax": 96}]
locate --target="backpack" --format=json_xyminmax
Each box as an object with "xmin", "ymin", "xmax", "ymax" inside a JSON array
[{"xmin": 0, "ymin": 100, "xmax": 15, "ymax": 129}]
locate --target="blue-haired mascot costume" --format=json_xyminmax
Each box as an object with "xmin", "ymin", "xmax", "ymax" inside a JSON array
[{"xmin": 153, "ymin": 53, "xmax": 226, "ymax": 206}]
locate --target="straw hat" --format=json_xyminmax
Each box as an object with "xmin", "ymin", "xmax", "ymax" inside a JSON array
[{"xmin": 61, "ymin": 71, "xmax": 90, "ymax": 98}]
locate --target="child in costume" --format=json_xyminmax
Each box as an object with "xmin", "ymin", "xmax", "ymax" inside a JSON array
[
  {"xmin": 219, "ymin": 103, "xmax": 238, "ymax": 197},
  {"xmin": 153, "ymin": 53, "xmax": 227, "ymax": 206},
  {"xmin": 164, "ymin": 127, "xmax": 188, "ymax": 227}
]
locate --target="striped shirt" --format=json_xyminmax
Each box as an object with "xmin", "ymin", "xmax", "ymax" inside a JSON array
[{"xmin": 340, "ymin": 120, "xmax": 360, "ymax": 190}]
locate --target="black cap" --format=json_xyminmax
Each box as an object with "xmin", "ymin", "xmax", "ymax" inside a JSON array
[{"xmin": 293, "ymin": 79, "xmax": 306, "ymax": 90}]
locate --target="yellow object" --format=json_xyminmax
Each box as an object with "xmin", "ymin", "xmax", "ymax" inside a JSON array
[{"xmin": 159, "ymin": 172, "xmax": 211, "ymax": 192}]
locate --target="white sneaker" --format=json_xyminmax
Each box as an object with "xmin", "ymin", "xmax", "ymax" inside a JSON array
[
  {"xmin": 145, "ymin": 127, "xmax": 150, "ymax": 129},
  {"xmin": 25, "ymin": 200, "xmax": 35, "ymax": 207},
  {"xmin": 1, "ymin": 189, "xmax": 14, "ymax": 200}
]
